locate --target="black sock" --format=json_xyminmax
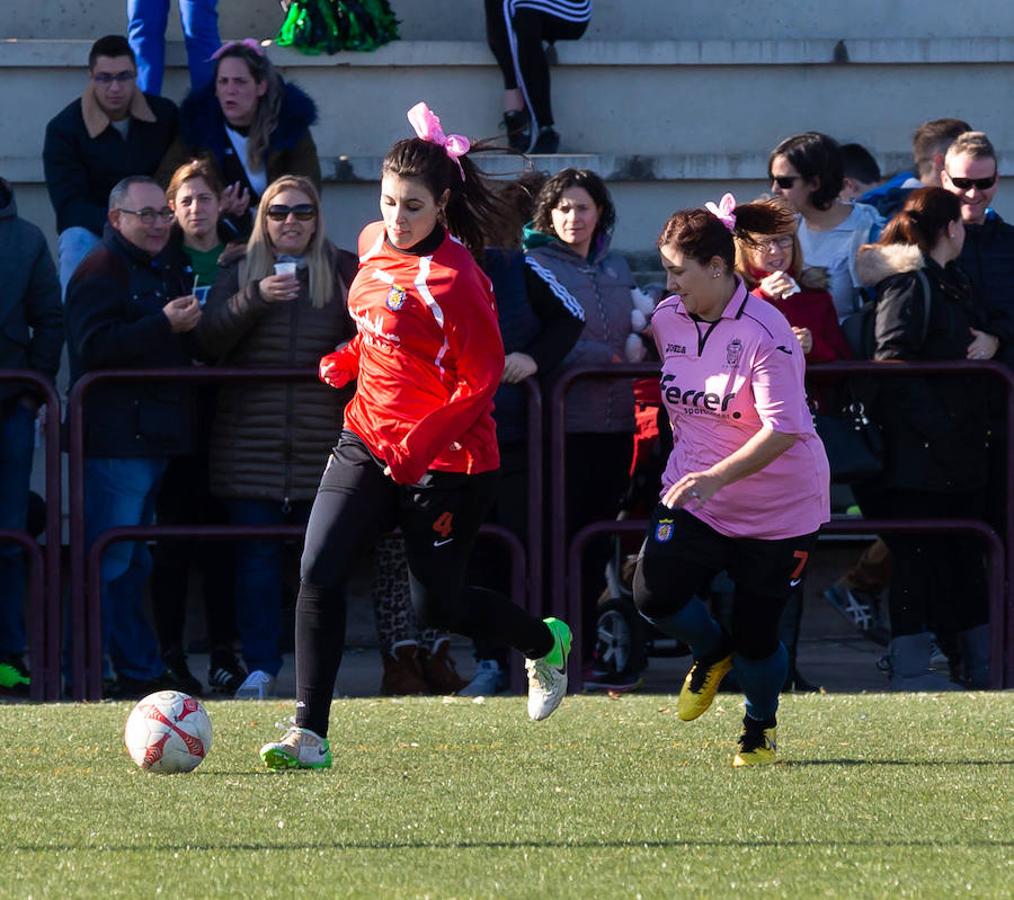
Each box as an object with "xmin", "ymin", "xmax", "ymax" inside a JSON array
[{"xmin": 294, "ymin": 581, "xmax": 347, "ymax": 738}]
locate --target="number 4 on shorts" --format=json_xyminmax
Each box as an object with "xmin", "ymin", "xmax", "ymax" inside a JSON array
[{"xmin": 432, "ymin": 511, "xmax": 454, "ymax": 539}]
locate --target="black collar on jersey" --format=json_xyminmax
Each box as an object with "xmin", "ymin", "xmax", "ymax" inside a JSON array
[{"xmin": 385, "ymin": 223, "xmax": 445, "ymax": 257}]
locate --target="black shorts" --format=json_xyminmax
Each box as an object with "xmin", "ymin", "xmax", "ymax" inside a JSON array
[{"xmin": 633, "ymin": 504, "xmax": 818, "ymax": 658}]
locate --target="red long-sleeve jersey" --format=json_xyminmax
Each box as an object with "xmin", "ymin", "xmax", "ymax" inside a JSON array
[{"xmin": 319, "ymin": 222, "xmax": 504, "ymax": 485}]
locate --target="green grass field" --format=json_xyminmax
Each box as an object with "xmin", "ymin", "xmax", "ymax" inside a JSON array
[{"xmin": 2, "ymin": 693, "xmax": 1011, "ymax": 898}]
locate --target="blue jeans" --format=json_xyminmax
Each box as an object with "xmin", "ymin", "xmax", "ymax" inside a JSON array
[
  {"xmin": 0, "ymin": 402, "xmax": 36, "ymax": 656},
  {"xmin": 127, "ymin": 0, "xmax": 221, "ymax": 95},
  {"xmin": 84, "ymin": 457, "xmax": 168, "ymax": 681},
  {"xmin": 57, "ymin": 227, "xmax": 101, "ymax": 300},
  {"xmin": 226, "ymin": 498, "xmax": 310, "ymax": 677}
]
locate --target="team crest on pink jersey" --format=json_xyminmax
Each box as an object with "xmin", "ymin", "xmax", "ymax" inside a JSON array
[
  {"xmin": 655, "ymin": 518, "xmax": 675, "ymax": 543},
  {"xmin": 386, "ymin": 285, "xmax": 407, "ymax": 311},
  {"xmin": 726, "ymin": 338, "xmax": 742, "ymax": 367}
]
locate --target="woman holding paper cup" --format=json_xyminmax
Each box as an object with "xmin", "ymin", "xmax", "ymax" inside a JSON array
[
  {"xmin": 735, "ymin": 197, "xmax": 851, "ymax": 364},
  {"xmin": 195, "ymin": 175, "xmax": 357, "ymax": 698}
]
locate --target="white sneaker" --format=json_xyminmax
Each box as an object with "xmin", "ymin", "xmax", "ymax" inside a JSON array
[
  {"xmin": 459, "ymin": 659, "xmax": 508, "ymax": 697},
  {"xmin": 235, "ymin": 669, "xmax": 275, "ymax": 700},
  {"xmin": 526, "ymin": 617, "xmax": 571, "ymax": 721},
  {"xmin": 260, "ymin": 725, "xmax": 332, "ymax": 770}
]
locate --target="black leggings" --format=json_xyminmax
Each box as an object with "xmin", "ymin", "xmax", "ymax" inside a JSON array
[
  {"xmin": 485, "ymin": 0, "xmax": 588, "ymax": 128},
  {"xmin": 295, "ymin": 432, "xmax": 553, "ymax": 736}
]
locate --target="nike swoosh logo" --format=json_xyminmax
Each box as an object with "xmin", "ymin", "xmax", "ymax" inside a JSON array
[
  {"xmin": 776, "ymin": 345, "xmax": 793, "ymax": 355},
  {"xmin": 789, "ymin": 578, "xmax": 802, "ymax": 587},
  {"xmin": 433, "ymin": 538, "xmax": 454, "ymax": 547}
]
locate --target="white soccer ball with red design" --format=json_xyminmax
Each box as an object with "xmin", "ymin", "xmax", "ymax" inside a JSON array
[{"xmin": 124, "ymin": 691, "xmax": 213, "ymax": 774}]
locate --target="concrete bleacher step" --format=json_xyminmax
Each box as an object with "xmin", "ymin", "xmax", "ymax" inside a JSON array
[{"xmin": 5, "ymin": 33, "xmax": 1013, "ymax": 255}]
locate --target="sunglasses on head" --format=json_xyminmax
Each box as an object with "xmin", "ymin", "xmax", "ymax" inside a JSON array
[
  {"xmin": 266, "ymin": 203, "xmax": 316, "ymax": 222},
  {"xmin": 771, "ymin": 175, "xmax": 802, "ymax": 189},
  {"xmin": 946, "ymin": 172, "xmax": 998, "ymax": 191}
]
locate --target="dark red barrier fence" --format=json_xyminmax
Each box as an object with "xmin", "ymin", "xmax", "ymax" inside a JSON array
[
  {"xmin": 67, "ymin": 368, "xmax": 539, "ymax": 701},
  {"xmin": 0, "ymin": 371, "xmax": 61, "ymax": 700},
  {"xmin": 549, "ymin": 361, "xmax": 1014, "ymax": 690}
]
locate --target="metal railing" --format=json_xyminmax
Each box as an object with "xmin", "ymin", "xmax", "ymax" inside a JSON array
[
  {"xmin": 67, "ymin": 367, "xmax": 540, "ymax": 700},
  {"xmin": 549, "ymin": 361, "xmax": 1014, "ymax": 689},
  {"xmin": 0, "ymin": 371, "xmax": 62, "ymax": 701}
]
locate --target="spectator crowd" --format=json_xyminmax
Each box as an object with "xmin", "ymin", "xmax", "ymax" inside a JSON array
[{"xmin": 1, "ymin": 24, "xmax": 1009, "ymax": 701}]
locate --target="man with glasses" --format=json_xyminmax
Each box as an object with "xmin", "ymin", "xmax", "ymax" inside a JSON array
[
  {"xmin": 65, "ymin": 176, "xmax": 201, "ymax": 698},
  {"xmin": 43, "ymin": 35, "xmax": 179, "ymax": 296}
]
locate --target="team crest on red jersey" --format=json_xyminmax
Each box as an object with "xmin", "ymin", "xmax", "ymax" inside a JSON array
[{"xmin": 386, "ymin": 285, "xmax": 407, "ymax": 311}]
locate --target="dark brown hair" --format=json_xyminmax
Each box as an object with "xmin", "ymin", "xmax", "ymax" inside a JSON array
[
  {"xmin": 530, "ymin": 168, "xmax": 616, "ymax": 246},
  {"xmin": 912, "ymin": 118, "xmax": 972, "ymax": 179},
  {"xmin": 659, "ymin": 200, "xmax": 796, "ymax": 271},
  {"xmin": 382, "ymin": 137, "xmax": 518, "ymax": 259},
  {"xmin": 877, "ymin": 187, "xmax": 961, "ymax": 256},
  {"xmin": 768, "ymin": 132, "xmax": 843, "ymax": 211},
  {"xmin": 89, "ymin": 35, "xmax": 135, "ymax": 70}
]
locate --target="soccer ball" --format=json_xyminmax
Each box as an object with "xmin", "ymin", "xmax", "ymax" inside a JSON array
[{"xmin": 124, "ymin": 690, "xmax": 213, "ymax": 774}]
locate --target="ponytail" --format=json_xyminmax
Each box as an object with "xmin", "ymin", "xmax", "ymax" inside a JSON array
[
  {"xmin": 381, "ymin": 137, "xmax": 518, "ymax": 260},
  {"xmin": 877, "ymin": 186, "xmax": 961, "ymax": 256}
]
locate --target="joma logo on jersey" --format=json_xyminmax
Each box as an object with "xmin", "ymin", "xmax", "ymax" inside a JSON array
[
  {"xmin": 665, "ymin": 343, "xmax": 687, "ymax": 355},
  {"xmin": 385, "ymin": 285, "xmax": 407, "ymax": 311},
  {"xmin": 660, "ymin": 374, "xmax": 739, "ymax": 417}
]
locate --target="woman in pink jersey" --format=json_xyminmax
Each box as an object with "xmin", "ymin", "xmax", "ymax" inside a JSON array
[{"xmin": 632, "ymin": 195, "xmax": 830, "ymax": 766}]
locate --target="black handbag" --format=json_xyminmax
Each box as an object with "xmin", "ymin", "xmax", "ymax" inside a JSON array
[{"xmin": 814, "ymin": 396, "xmax": 884, "ymax": 484}]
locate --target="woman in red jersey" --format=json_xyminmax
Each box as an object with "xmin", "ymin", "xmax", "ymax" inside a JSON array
[{"xmin": 260, "ymin": 104, "xmax": 572, "ymax": 770}]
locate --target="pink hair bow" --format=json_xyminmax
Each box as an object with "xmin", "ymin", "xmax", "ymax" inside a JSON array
[
  {"xmin": 211, "ymin": 39, "xmax": 265, "ymax": 61},
  {"xmin": 705, "ymin": 193, "xmax": 738, "ymax": 233},
  {"xmin": 407, "ymin": 102, "xmax": 471, "ymax": 181}
]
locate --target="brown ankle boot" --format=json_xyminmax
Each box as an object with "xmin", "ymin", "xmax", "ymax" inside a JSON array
[
  {"xmin": 380, "ymin": 641, "xmax": 428, "ymax": 695},
  {"xmin": 420, "ymin": 637, "xmax": 467, "ymax": 695}
]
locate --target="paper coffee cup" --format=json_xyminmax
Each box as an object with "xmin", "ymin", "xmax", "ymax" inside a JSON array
[{"xmin": 274, "ymin": 262, "xmax": 297, "ymax": 278}]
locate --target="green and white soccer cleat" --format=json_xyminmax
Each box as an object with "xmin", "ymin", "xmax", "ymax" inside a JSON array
[
  {"xmin": 260, "ymin": 725, "xmax": 332, "ymax": 770},
  {"xmin": 526, "ymin": 617, "xmax": 571, "ymax": 721}
]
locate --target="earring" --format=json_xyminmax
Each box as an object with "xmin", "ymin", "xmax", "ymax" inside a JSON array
[{"xmin": 712, "ymin": 270, "xmax": 720, "ymax": 279}]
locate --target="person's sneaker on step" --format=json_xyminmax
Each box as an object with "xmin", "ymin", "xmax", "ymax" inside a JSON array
[
  {"xmin": 260, "ymin": 723, "xmax": 332, "ymax": 770},
  {"xmin": 0, "ymin": 654, "xmax": 31, "ymax": 697},
  {"xmin": 823, "ymin": 580, "xmax": 889, "ymax": 645},
  {"xmin": 502, "ymin": 109, "xmax": 530, "ymax": 153},
  {"xmin": 582, "ymin": 662, "xmax": 643, "ymax": 693},
  {"xmin": 161, "ymin": 646, "xmax": 203, "ymax": 696},
  {"xmin": 207, "ymin": 650, "xmax": 247, "ymax": 696},
  {"xmin": 235, "ymin": 669, "xmax": 275, "ymax": 700},
  {"xmin": 459, "ymin": 658, "xmax": 509, "ymax": 697},
  {"xmin": 677, "ymin": 643, "xmax": 733, "ymax": 721},
  {"xmin": 421, "ymin": 637, "xmax": 467, "ymax": 695},
  {"xmin": 733, "ymin": 715, "xmax": 778, "ymax": 767},
  {"xmin": 526, "ymin": 617, "xmax": 571, "ymax": 721}
]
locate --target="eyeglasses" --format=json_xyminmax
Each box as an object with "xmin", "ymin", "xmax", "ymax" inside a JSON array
[
  {"xmin": 117, "ymin": 207, "xmax": 174, "ymax": 225},
  {"xmin": 756, "ymin": 235, "xmax": 795, "ymax": 251},
  {"xmin": 93, "ymin": 71, "xmax": 135, "ymax": 85},
  {"xmin": 946, "ymin": 172, "xmax": 998, "ymax": 191},
  {"xmin": 266, "ymin": 204, "xmax": 317, "ymax": 222},
  {"xmin": 771, "ymin": 176, "xmax": 802, "ymax": 189}
]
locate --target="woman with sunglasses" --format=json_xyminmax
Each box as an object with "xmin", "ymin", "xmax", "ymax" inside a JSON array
[
  {"xmin": 853, "ymin": 187, "xmax": 994, "ymax": 690},
  {"xmin": 633, "ymin": 195, "xmax": 830, "ymax": 766},
  {"xmin": 259, "ymin": 104, "xmax": 573, "ymax": 770},
  {"xmin": 156, "ymin": 40, "xmax": 320, "ymax": 240},
  {"xmin": 769, "ymin": 132, "xmax": 883, "ymax": 321}
]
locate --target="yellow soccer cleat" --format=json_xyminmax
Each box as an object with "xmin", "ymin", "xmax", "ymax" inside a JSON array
[
  {"xmin": 676, "ymin": 652, "xmax": 733, "ymax": 721},
  {"xmin": 733, "ymin": 719, "xmax": 778, "ymax": 767}
]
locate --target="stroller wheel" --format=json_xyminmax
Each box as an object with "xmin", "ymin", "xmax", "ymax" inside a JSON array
[{"xmin": 593, "ymin": 595, "xmax": 647, "ymax": 679}]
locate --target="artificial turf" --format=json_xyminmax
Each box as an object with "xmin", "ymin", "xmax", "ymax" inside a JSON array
[{"xmin": 2, "ymin": 693, "xmax": 1011, "ymax": 897}]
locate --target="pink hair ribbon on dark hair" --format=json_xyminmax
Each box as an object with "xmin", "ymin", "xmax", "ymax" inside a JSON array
[
  {"xmin": 705, "ymin": 193, "xmax": 738, "ymax": 233},
  {"xmin": 406, "ymin": 102, "xmax": 471, "ymax": 181}
]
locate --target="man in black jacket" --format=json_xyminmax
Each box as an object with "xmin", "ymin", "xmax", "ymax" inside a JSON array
[
  {"xmin": 43, "ymin": 34, "xmax": 178, "ymax": 296},
  {"xmin": 66, "ymin": 175, "xmax": 201, "ymax": 697},
  {"xmin": 0, "ymin": 178, "xmax": 63, "ymax": 695}
]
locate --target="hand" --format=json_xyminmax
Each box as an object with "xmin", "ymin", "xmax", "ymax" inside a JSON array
[
  {"xmin": 220, "ymin": 182, "xmax": 251, "ymax": 218},
  {"xmin": 759, "ymin": 270, "xmax": 799, "ymax": 300},
  {"xmin": 501, "ymin": 352, "xmax": 538, "ymax": 383},
  {"xmin": 259, "ymin": 274, "xmax": 300, "ymax": 303},
  {"xmin": 967, "ymin": 328, "xmax": 999, "ymax": 360},
  {"xmin": 661, "ymin": 470, "xmax": 724, "ymax": 510},
  {"xmin": 792, "ymin": 326, "xmax": 813, "ymax": 354},
  {"xmin": 163, "ymin": 295, "xmax": 202, "ymax": 333}
]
